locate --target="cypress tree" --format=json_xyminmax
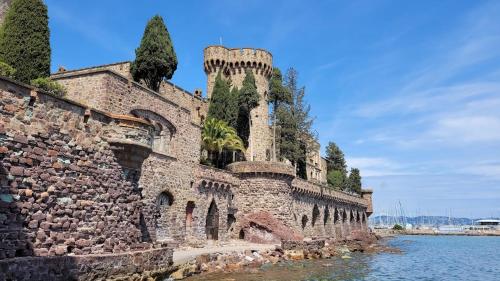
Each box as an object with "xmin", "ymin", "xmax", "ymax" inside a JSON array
[
  {"xmin": 207, "ymin": 71, "xmax": 230, "ymax": 121},
  {"xmin": 0, "ymin": 0, "xmax": 50, "ymax": 83},
  {"xmin": 227, "ymin": 86, "xmax": 239, "ymax": 128},
  {"xmin": 236, "ymin": 69, "xmax": 259, "ymax": 148},
  {"xmin": 131, "ymin": 15, "xmax": 177, "ymax": 92}
]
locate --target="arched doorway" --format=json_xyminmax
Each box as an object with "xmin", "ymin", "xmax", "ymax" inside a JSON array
[
  {"xmin": 324, "ymin": 206, "xmax": 330, "ymax": 226},
  {"xmin": 205, "ymin": 200, "xmax": 219, "ymax": 240},
  {"xmin": 156, "ymin": 191, "xmax": 173, "ymax": 240},
  {"xmin": 312, "ymin": 204, "xmax": 320, "ymax": 226}
]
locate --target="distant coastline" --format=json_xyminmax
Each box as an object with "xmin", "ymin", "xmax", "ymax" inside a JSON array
[{"xmin": 374, "ymin": 228, "xmax": 500, "ymax": 237}]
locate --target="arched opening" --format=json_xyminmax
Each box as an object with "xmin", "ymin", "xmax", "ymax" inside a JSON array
[
  {"xmin": 130, "ymin": 109, "xmax": 175, "ymax": 155},
  {"xmin": 312, "ymin": 205, "xmax": 320, "ymax": 226},
  {"xmin": 239, "ymin": 229, "xmax": 245, "ymax": 240},
  {"xmin": 157, "ymin": 191, "xmax": 173, "ymax": 207},
  {"xmin": 356, "ymin": 211, "xmax": 360, "ymax": 222},
  {"xmin": 156, "ymin": 191, "xmax": 174, "ymax": 240},
  {"xmin": 362, "ymin": 213, "xmax": 366, "ymax": 223},
  {"xmin": 350, "ymin": 210, "xmax": 354, "ymax": 222},
  {"xmin": 205, "ymin": 200, "xmax": 219, "ymax": 240},
  {"xmin": 185, "ymin": 201, "xmax": 195, "ymax": 230},
  {"xmin": 342, "ymin": 209, "xmax": 347, "ymax": 223},
  {"xmin": 334, "ymin": 208, "xmax": 339, "ymax": 224},
  {"xmin": 227, "ymin": 213, "xmax": 236, "ymax": 231},
  {"xmin": 324, "ymin": 206, "xmax": 330, "ymax": 226},
  {"xmin": 301, "ymin": 215, "xmax": 308, "ymax": 230}
]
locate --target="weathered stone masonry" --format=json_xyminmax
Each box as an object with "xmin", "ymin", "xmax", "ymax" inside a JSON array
[{"xmin": 0, "ymin": 46, "xmax": 372, "ymax": 280}]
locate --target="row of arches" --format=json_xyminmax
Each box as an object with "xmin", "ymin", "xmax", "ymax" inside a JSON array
[
  {"xmin": 154, "ymin": 189, "xmax": 228, "ymax": 242},
  {"xmin": 299, "ymin": 203, "xmax": 367, "ymax": 234}
]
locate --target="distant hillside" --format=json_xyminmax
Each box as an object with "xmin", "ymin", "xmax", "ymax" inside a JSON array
[{"xmin": 369, "ymin": 215, "xmax": 499, "ymax": 226}]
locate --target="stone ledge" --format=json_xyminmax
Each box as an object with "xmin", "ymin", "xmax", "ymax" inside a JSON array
[
  {"xmin": 226, "ymin": 161, "xmax": 296, "ymax": 178},
  {"xmin": 0, "ymin": 247, "xmax": 174, "ymax": 281}
]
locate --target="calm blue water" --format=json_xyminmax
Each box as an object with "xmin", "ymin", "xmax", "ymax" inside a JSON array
[{"xmin": 185, "ymin": 235, "xmax": 500, "ymax": 281}]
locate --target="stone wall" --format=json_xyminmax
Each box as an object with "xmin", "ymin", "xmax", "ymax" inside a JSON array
[
  {"xmin": 0, "ymin": 0, "xmax": 11, "ymax": 25},
  {"xmin": 0, "ymin": 247, "xmax": 173, "ymax": 281},
  {"xmin": 0, "ymin": 76, "xmax": 172, "ymax": 278}
]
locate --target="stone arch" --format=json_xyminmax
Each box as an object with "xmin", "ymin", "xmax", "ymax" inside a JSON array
[
  {"xmin": 156, "ymin": 191, "xmax": 174, "ymax": 240},
  {"xmin": 312, "ymin": 204, "xmax": 320, "ymax": 226},
  {"xmin": 130, "ymin": 109, "xmax": 176, "ymax": 155},
  {"xmin": 301, "ymin": 215, "xmax": 308, "ymax": 230},
  {"xmin": 185, "ymin": 201, "xmax": 195, "ymax": 231},
  {"xmin": 205, "ymin": 199, "xmax": 219, "ymax": 240},
  {"xmin": 324, "ymin": 206, "xmax": 330, "ymax": 226},
  {"xmin": 334, "ymin": 208, "xmax": 339, "ymax": 224}
]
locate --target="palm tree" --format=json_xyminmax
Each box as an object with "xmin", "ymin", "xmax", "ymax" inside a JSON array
[{"xmin": 202, "ymin": 118, "xmax": 245, "ymax": 167}]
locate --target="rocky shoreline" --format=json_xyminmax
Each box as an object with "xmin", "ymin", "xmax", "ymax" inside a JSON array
[{"xmin": 168, "ymin": 231, "xmax": 400, "ymax": 280}]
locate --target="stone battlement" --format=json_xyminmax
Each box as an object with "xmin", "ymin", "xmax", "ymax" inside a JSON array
[{"xmin": 203, "ymin": 45, "xmax": 273, "ymax": 77}]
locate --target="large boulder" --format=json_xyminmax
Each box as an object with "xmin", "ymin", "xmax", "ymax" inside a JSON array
[{"xmin": 238, "ymin": 211, "xmax": 303, "ymax": 243}]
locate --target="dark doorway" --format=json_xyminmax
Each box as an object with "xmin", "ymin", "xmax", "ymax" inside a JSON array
[
  {"xmin": 324, "ymin": 206, "xmax": 330, "ymax": 226},
  {"xmin": 301, "ymin": 215, "xmax": 308, "ymax": 230},
  {"xmin": 205, "ymin": 200, "xmax": 219, "ymax": 240},
  {"xmin": 312, "ymin": 204, "xmax": 319, "ymax": 226},
  {"xmin": 185, "ymin": 201, "xmax": 195, "ymax": 230}
]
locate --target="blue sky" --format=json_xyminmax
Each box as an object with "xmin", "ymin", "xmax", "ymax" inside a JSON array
[{"xmin": 45, "ymin": 0, "xmax": 500, "ymax": 218}]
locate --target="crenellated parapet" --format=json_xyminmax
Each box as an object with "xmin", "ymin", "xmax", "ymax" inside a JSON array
[{"xmin": 203, "ymin": 46, "xmax": 273, "ymax": 81}]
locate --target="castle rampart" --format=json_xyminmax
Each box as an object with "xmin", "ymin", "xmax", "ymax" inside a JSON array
[{"xmin": 0, "ymin": 45, "xmax": 373, "ymax": 279}]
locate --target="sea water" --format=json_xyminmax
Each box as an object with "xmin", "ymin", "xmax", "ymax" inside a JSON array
[{"xmin": 184, "ymin": 235, "xmax": 500, "ymax": 281}]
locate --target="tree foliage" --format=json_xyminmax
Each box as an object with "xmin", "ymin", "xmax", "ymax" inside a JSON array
[
  {"xmin": 325, "ymin": 142, "xmax": 347, "ymax": 175},
  {"xmin": 0, "ymin": 0, "xmax": 50, "ymax": 83},
  {"xmin": 276, "ymin": 68, "xmax": 316, "ymax": 178},
  {"xmin": 131, "ymin": 15, "xmax": 177, "ymax": 92},
  {"xmin": 207, "ymin": 71, "xmax": 230, "ymax": 119},
  {"xmin": 346, "ymin": 168, "xmax": 362, "ymax": 194},
  {"xmin": 269, "ymin": 67, "xmax": 291, "ymax": 161},
  {"xmin": 236, "ymin": 69, "xmax": 259, "ymax": 148},
  {"xmin": 31, "ymin": 77, "xmax": 66, "ymax": 97},
  {"xmin": 201, "ymin": 118, "xmax": 245, "ymax": 168},
  {"xmin": 327, "ymin": 170, "xmax": 344, "ymax": 190},
  {"xmin": 0, "ymin": 61, "xmax": 15, "ymax": 78}
]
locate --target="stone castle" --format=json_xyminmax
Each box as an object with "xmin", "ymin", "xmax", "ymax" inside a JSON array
[{"xmin": 0, "ymin": 45, "xmax": 373, "ymax": 280}]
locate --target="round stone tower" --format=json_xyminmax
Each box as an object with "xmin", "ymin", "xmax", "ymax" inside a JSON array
[{"xmin": 204, "ymin": 46, "xmax": 273, "ymax": 161}]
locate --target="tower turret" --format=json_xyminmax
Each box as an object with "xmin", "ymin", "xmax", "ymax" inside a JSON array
[{"xmin": 204, "ymin": 46, "xmax": 273, "ymax": 161}]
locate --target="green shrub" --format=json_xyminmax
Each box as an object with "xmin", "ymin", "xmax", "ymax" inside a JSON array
[
  {"xmin": 392, "ymin": 224, "xmax": 404, "ymax": 231},
  {"xmin": 31, "ymin": 77, "xmax": 66, "ymax": 97},
  {"xmin": 0, "ymin": 61, "xmax": 16, "ymax": 78}
]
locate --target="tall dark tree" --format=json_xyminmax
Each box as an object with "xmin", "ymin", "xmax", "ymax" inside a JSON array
[
  {"xmin": 277, "ymin": 68, "xmax": 316, "ymax": 178},
  {"xmin": 325, "ymin": 142, "xmax": 347, "ymax": 175},
  {"xmin": 131, "ymin": 15, "xmax": 177, "ymax": 92},
  {"xmin": 269, "ymin": 68, "xmax": 291, "ymax": 161},
  {"xmin": 0, "ymin": 0, "xmax": 50, "ymax": 83},
  {"xmin": 236, "ymin": 69, "xmax": 259, "ymax": 148},
  {"xmin": 227, "ymin": 86, "xmax": 239, "ymax": 128},
  {"xmin": 346, "ymin": 168, "xmax": 362, "ymax": 194},
  {"xmin": 207, "ymin": 71, "xmax": 231, "ymax": 121}
]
